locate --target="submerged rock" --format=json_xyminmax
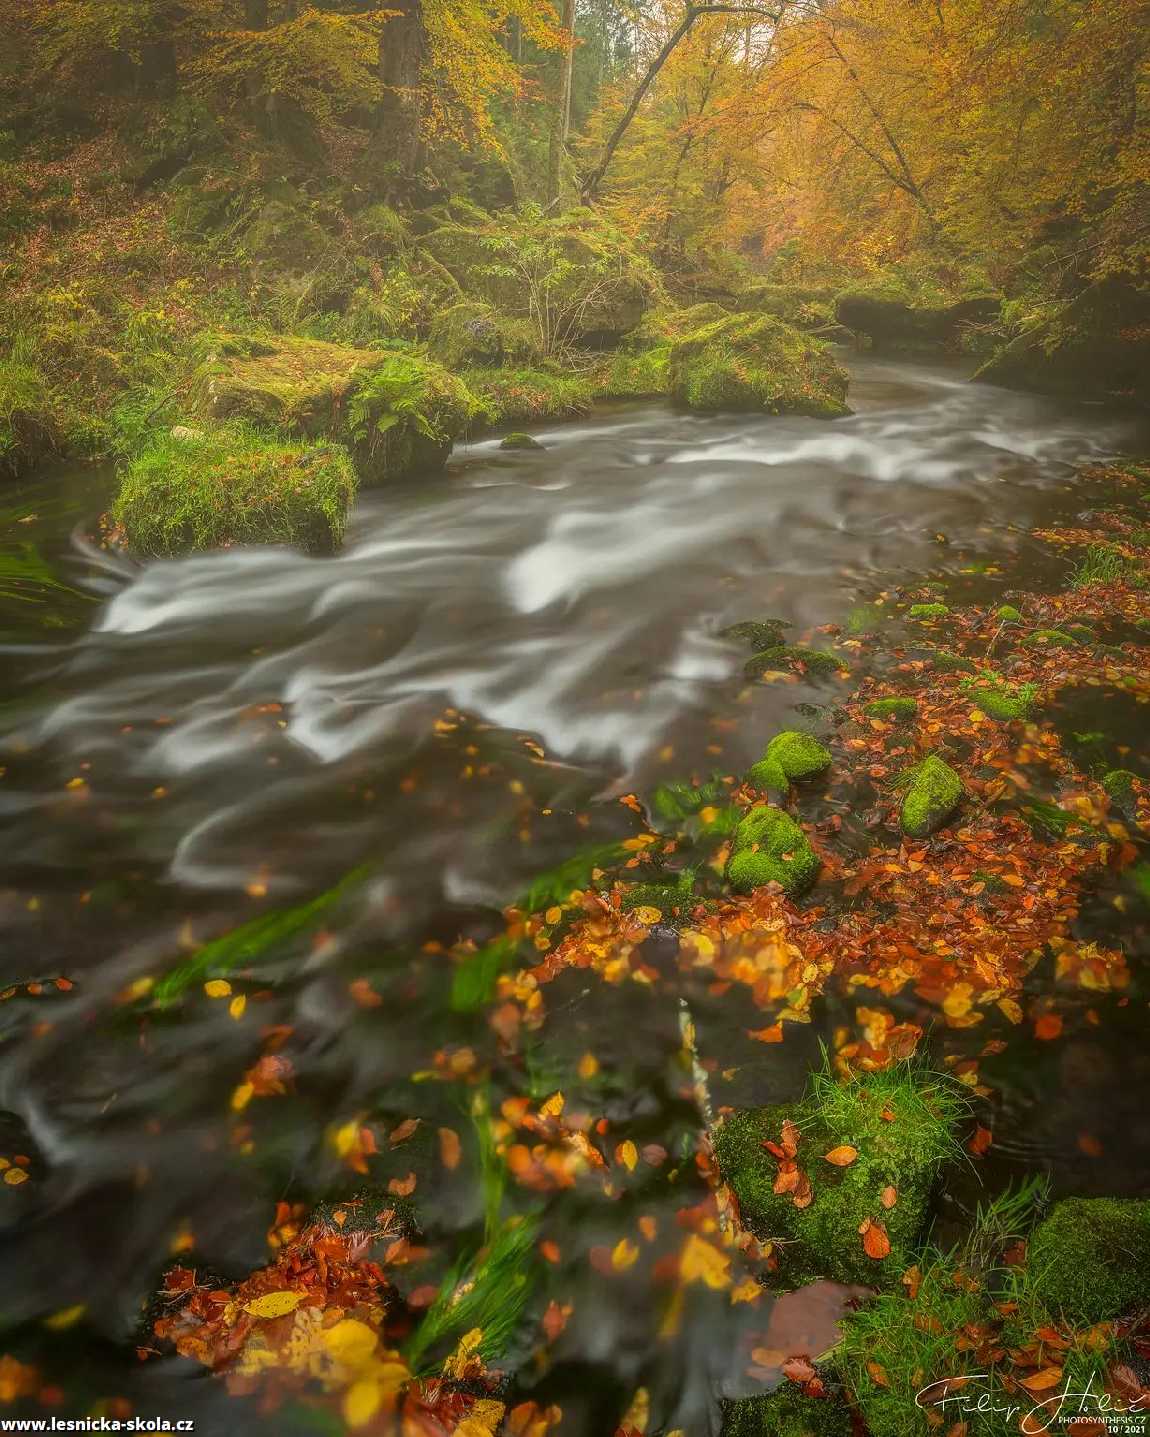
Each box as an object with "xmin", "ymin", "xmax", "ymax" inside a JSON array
[
  {"xmin": 192, "ymin": 334, "xmax": 476, "ymax": 484},
  {"xmin": 899, "ymin": 756, "xmax": 962, "ymax": 837},
  {"xmin": 1027, "ymin": 1197, "xmax": 1150, "ymax": 1323},
  {"xmin": 745, "ymin": 646, "xmax": 847, "ymax": 680},
  {"xmin": 726, "ymin": 806, "xmax": 819, "ymax": 896},
  {"xmin": 669, "ymin": 314, "xmax": 849, "ymax": 418},
  {"xmin": 499, "ymin": 431, "xmax": 546, "ymax": 451}
]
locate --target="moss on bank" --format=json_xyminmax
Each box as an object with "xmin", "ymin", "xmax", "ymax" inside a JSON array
[
  {"xmin": 669, "ymin": 314, "xmax": 850, "ymax": 417},
  {"xmin": 464, "ymin": 366, "xmax": 594, "ymax": 426},
  {"xmin": 0, "ymin": 351, "xmax": 57, "ymax": 478},
  {"xmin": 192, "ymin": 334, "xmax": 475, "ymax": 482},
  {"xmin": 714, "ymin": 1064, "xmax": 964, "ymax": 1289},
  {"xmin": 1027, "ymin": 1197, "xmax": 1150, "ymax": 1324},
  {"xmin": 114, "ymin": 424, "xmax": 356, "ymax": 557}
]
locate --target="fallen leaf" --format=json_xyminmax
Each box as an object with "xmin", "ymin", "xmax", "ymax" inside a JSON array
[
  {"xmin": 439, "ymin": 1126, "xmax": 461, "ymax": 1169},
  {"xmin": 861, "ymin": 1221, "xmax": 891, "ymax": 1260},
  {"xmin": 242, "ymin": 1290, "xmax": 304, "ymax": 1319},
  {"xmin": 880, "ymin": 1185, "xmax": 897, "ymax": 1209},
  {"xmin": 1021, "ymin": 1366, "xmax": 1064, "ymax": 1393},
  {"xmin": 824, "ymin": 1145, "xmax": 858, "ymax": 1167},
  {"xmin": 867, "ymin": 1361, "xmax": 889, "ymax": 1387},
  {"xmin": 782, "ymin": 1356, "xmax": 817, "ymax": 1384}
]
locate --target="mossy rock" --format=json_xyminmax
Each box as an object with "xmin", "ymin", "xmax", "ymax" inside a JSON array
[
  {"xmin": 722, "ymin": 1386, "xmax": 851, "ymax": 1437},
  {"xmin": 745, "ymin": 646, "xmax": 847, "ymax": 680},
  {"xmin": 908, "ymin": 602, "xmax": 949, "ymax": 620},
  {"xmin": 1102, "ymin": 768, "xmax": 1138, "ymax": 810},
  {"xmin": 191, "ymin": 334, "xmax": 476, "ymax": 483},
  {"xmin": 931, "ymin": 653, "xmax": 977, "ymax": 674},
  {"xmin": 714, "ymin": 1066, "xmax": 964, "ymax": 1289},
  {"xmin": 499, "ymin": 431, "xmax": 545, "ymax": 451},
  {"xmin": 464, "ymin": 367, "xmax": 594, "ymax": 427},
  {"xmin": 748, "ymin": 731, "xmax": 832, "ymax": 793},
  {"xmin": 113, "ymin": 425, "xmax": 356, "ymax": 557},
  {"xmin": 995, "ymin": 604, "xmax": 1023, "ymax": 623},
  {"xmin": 723, "ymin": 618, "xmax": 791, "ymax": 651},
  {"xmin": 1022, "ymin": 628, "xmax": 1079, "ymax": 648},
  {"xmin": 619, "ymin": 871, "xmax": 695, "ymax": 918},
  {"xmin": 726, "ymin": 806, "xmax": 819, "ymax": 896},
  {"xmin": 0, "ymin": 353, "xmax": 56, "ymax": 478},
  {"xmin": 241, "ymin": 199, "xmax": 329, "ymax": 270},
  {"xmin": 899, "ymin": 756, "xmax": 962, "ymax": 838},
  {"xmin": 594, "ymin": 343, "xmax": 672, "ymax": 400},
  {"xmin": 733, "ymin": 283, "xmax": 838, "ymax": 330},
  {"xmin": 669, "ymin": 314, "xmax": 850, "ymax": 418},
  {"xmin": 1028, "ymin": 1198, "xmax": 1150, "ymax": 1324},
  {"xmin": 427, "ymin": 300, "xmax": 542, "ymax": 370},
  {"xmin": 965, "ymin": 683, "xmax": 1039, "ymax": 721},
  {"xmin": 863, "ymin": 697, "xmax": 917, "ymax": 722}
]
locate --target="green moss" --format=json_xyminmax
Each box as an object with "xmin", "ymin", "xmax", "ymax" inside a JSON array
[
  {"xmin": 908, "ymin": 602, "xmax": 949, "ymax": 619},
  {"xmin": 669, "ymin": 314, "xmax": 850, "ymax": 417},
  {"xmin": 714, "ymin": 1064, "xmax": 965, "ymax": 1289},
  {"xmin": 754, "ymin": 730, "xmax": 832, "ymax": 784},
  {"xmin": 745, "ymin": 645, "xmax": 847, "ymax": 680},
  {"xmin": 594, "ymin": 343, "xmax": 671, "ymax": 399},
  {"xmin": 620, "ymin": 871, "xmax": 695, "ymax": 916},
  {"xmin": 651, "ymin": 777, "xmax": 728, "ymax": 822},
  {"xmin": 931, "ymin": 653, "xmax": 977, "ymax": 674},
  {"xmin": 427, "ymin": 300, "xmax": 541, "ymax": 369},
  {"xmin": 864, "ymin": 697, "xmax": 917, "ymax": 722},
  {"xmin": 1022, "ymin": 628, "xmax": 1079, "ymax": 648},
  {"xmin": 499, "ymin": 431, "xmax": 545, "ymax": 451},
  {"xmin": 0, "ymin": 350, "xmax": 56, "ymax": 477},
  {"xmin": 746, "ymin": 756, "xmax": 789, "ymax": 794},
  {"xmin": 191, "ymin": 334, "xmax": 475, "ymax": 483},
  {"xmin": 1102, "ymin": 768, "xmax": 1138, "ymax": 807},
  {"xmin": 995, "ymin": 604, "xmax": 1023, "ymax": 622},
  {"xmin": 964, "ymin": 681, "xmax": 1040, "ymax": 721},
  {"xmin": 727, "ymin": 806, "xmax": 819, "ymax": 896},
  {"xmin": 722, "ymin": 618, "xmax": 790, "ymax": 650},
  {"xmin": 1028, "ymin": 1198, "xmax": 1150, "ymax": 1323},
  {"xmin": 900, "ymin": 756, "xmax": 963, "ymax": 837},
  {"xmin": 113, "ymin": 424, "xmax": 357, "ymax": 558},
  {"xmin": 722, "ymin": 1386, "xmax": 851, "ymax": 1437},
  {"xmin": 464, "ymin": 366, "xmax": 594, "ymax": 426}
]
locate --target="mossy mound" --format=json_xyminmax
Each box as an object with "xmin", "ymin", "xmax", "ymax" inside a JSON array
[
  {"xmin": 864, "ymin": 697, "xmax": 917, "ymax": 722},
  {"xmin": 0, "ymin": 353, "xmax": 56, "ymax": 478},
  {"xmin": 995, "ymin": 604, "xmax": 1023, "ymax": 622},
  {"xmin": 723, "ymin": 618, "xmax": 790, "ymax": 650},
  {"xmin": 714, "ymin": 1065, "xmax": 964, "ymax": 1289},
  {"xmin": 619, "ymin": 871, "xmax": 696, "ymax": 918},
  {"xmin": 899, "ymin": 756, "xmax": 962, "ymax": 837},
  {"xmin": 745, "ymin": 646, "xmax": 847, "ymax": 680},
  {"xmin": 908, "ymin": 602, "xmax": 949, "ymax": 619},
  {"xmin": 669, "ymin": 314, "xmax": 849, "ymax": 417},
  {"xmin": 499, "ymin": 431, "xmax": 545, "ymax": 451},
  {"xmin": 1028, "ymin": 1198, "xmax": 1150, "ymax": 1324},
  {"xmin": 931, "ymin": 653, "xmax": 977, "ymax": 674},
  {"xmin": 464, "ymin": 367, "xmax": 594, "ymax": 427},
  {"xmin": 965, "ymin": 682, "xmax": 1039, "ymax": 721},
  {"xmin": 427, "ymin": 300, "xmax": 542, "ymax": 370},
  {"xmin": 113, "ymin": 425, "xmax": 356, "ymax": 557},
  {"xmin": 748, "ymin": 731, "xmax": 832, "ymax": 793},
  {"xmin": 192, "ymin": 334, "xmax": 475, "ymax": 483},
  {"xmin": 722, "ymin": 1386, "xmax": 851, "ymax": 1437},
  {"xmin": 733, "ymin": 283, "xmax": 837, "ymax": 330},
  {"xmin": 726, "ymin": 806, "xmax": 819, "ymax": 897},
  {"xmin": 594, "ymin": 344, "xmax": 671, "ymax": 399},
  {"xmin": 1022, "ymin": 628, "xmax": 1079, "ymax": 648}
]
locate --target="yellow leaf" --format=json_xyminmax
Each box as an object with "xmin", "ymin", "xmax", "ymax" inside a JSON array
[
  {"xmin": 611, "ymin": 1237, "xmax": 640, "ymax": 1271},
  {"xmin": 823, "ymin": 1145, "xmax": 859, "ymax": 1167},
  {"xmin": 997, "ymin": 997, "xmax": 1024, "ymax": 1024},
  {"xmin": 544, "ymin": 906, "xmax": 562, "ymax": 925},
  {"xmin": 44, "ymin": 1305, "xmax": 85, "ymax": 1331},
  {"xmin": 617, "ymin": 1140, "xmax": 639, "ymax": 1172},
  {"xmin": 332, "ymin": 1117, "xmax": 362, "ymax": 1156},
  {"xmin": 343, "ymin": 1377, "xmax": 384, "ymax": 1429},
  {"xmin": 622, "ymin": 834, "xmax": 657, "ymax": 851},
  {"xmin": 679, "ymin": 1233, "xmax": 731, "ymax": 1290},
  {"xmin": 942, "ymin": 983, "xmax": 974, "ymax": 1019},
  {"xmin": 231, "ymin": 1082, "xmax": 254, "ymax": 1112},
  {"xmin": 3, "ymin": 1168, "xmax": 28, "ymax": 1186},
  {"xmin": 204, "ymin": 979, "xmax": 232, "ymax": 998},
  {"xmin": 730, "ymin": 1277, "xmax": 762, "ymax": 1305},
  {"xmin": 539, "ymin": 1091, "xmax": 565, "ymax": 1118},
  {"xmin": 242, "ymin": 1290, "xmax": 304, "ymax": 1319},
  {"xmin": 229, "ymin": 995, "xmax": 247, "ymax": 1020},
  {"xmin": 630, "ymin": 905, "xmax": 662, "ymax": 926},
  {"xmin": 578, "ymin": 1052, "xmax": 599, "ymax": 1080},
  {"xmin": 455, "ymin": 1400, "xmax": 506, "ymax": 1436},
  {"xmin": 322, "ymin": 1318, "xmax": 379, "ymax": 1369}
]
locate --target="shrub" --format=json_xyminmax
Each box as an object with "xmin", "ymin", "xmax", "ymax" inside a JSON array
[{"xmin": 113, "ymin": 424, "xmax": 356, "ymax": 557}]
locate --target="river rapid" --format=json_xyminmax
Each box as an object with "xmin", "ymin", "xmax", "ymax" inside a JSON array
[{"xmin": 0, "ymin": 353, "xmax": 1147, "ymax": 1432}]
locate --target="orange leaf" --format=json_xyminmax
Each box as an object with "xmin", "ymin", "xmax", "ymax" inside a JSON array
[
  {"xmin": 968, "ymin": 1125, "xmax": 993, "ymax": 1157},
  {"xmin": 1035, "ymin": 1014, "xmax": 1063, "ymax": 1041},
  {"xmin": 1021, "ymin": 1366, "xmax": 1064, "ymax": 1393},
  {"xmin": 823, "ymin": 1145, "xmax": 858, "ymax": 1167},
  {"xmin": 781, "ymin": 1357, "xmax": 817, "ymax": 1384},
  {"xmin": 780, "ymin": 1119, "xmax": 800, "ymax": 1158},
  {"xmin": 862, "ymin": 1221, "xmax": 891, "ymax": 1260},
  {"xmin": 388, "ymin": 1118, "xmax": 420, "ymax": 1146},
  {"xmin": 438, "ymin": 1127, "xmax": 461, "ymax": 1170},
  {"xmin": 867, "ymin": 1361, "xmax": 890, "ymax": 1388},
  {"xmin": 881, "ymin": 1185, "xmax": 897, "ymax": 1209},
  {"xmin": 773, "ymin": 1163, "xmax": 800, "ymax": 1195}
]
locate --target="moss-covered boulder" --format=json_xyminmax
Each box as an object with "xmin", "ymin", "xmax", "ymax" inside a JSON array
[
  {"xmin": 499, "ymin": 431, "xmax": 545, "ymax": 451},
  {"xmin": 1027, "ymin": 1198, "xmax": 1150, "ymax": 1324},
  {"xmin": 995, "ymin": 604, "xmax": 1023, "ymax": 623},
  {"xmin": 908, "ymin": 602, "xmax": 949, "ymax": 619},
  {"xmin": 0, "ymin": 352, "xmax": 56, "ymax": 478},
  {"xmin": 669, "ymin": 314, "xmax": 850, "ymax": 417},
  {"xmin": 974, "ymin": 277, "xmax": 1150, "ymax": 407},
  {"xmin": 421, "ymin": 206, "xmax": 658, "ymax": 346},
  {"xmin": 714, "ymin": 1066, "xmax": 963, "ymax": 1289},
  {"xmin": 427, "ymin": 300, "xmax": 542, "ymax": 370},
  {"xmin": 722, "ymin": 1386, "xmax": 851, "ymax": 1437},
  {"xmin": 748, "ymin": 731, "xmax": 832, "ymax": 793},
  {"xmin": 864, "ymin": 697, "xmax": 917, "ymax": 722},
  {"xmin": 192, "ymin": 334, "xmax": 476, "ymax": 483},
  {"xmin": 900, "ymin": 756, "xmax": 963, "ymax": 838},
  {"xmin": 726, "ymin": 806, "xmax": 819, "ymax": 896},
  {"xmin": 836, "ymin": 292, "xmax": 1001, "ymax": 353},
  {"xmin": 745, "ymin": 646, "xmax": 847, "ymax": 680},
  {"xmin": 734, "ymin": 283, "xmax": 838, "ymax": 331},
  {"xmin": 965, "ymin": 681, "xmax": 1039, "ymax": 721},
  {"xmin": 113, "ymin": 425, "xmax": 356, "ymax": 557},
  {"xmin": 594, "ymin": 344, "xmax": 672, "ymax": 400},
  {"xmin": 1102, "ymin": 768, "xmax": 1138, "ymax": 811}
]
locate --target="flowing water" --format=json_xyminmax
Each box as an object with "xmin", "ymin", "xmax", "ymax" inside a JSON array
[{"xmin": 1, "ymin": 354, "xmax": 1148, "ymax": 1432}]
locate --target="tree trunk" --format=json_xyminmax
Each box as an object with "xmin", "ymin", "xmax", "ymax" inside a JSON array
[
  {"xmin": 546, "ymin": 0, "xmax": 577, "ymax": 206},
  {"xmin": 378, "ymin": 0, "xmax": 427, "ymax": 187}
]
